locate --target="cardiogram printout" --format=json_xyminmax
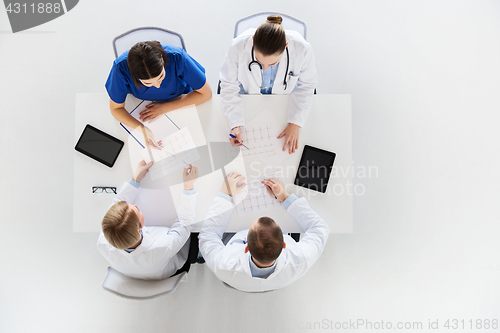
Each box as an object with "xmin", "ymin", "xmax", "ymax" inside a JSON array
[
  {"xmin": 225, "ymin": 109, "xmax": 289, "ymax": 166},
  {"xmin": 140, "ymin": 127, "xmax": 200, "ymax": 180},
  {"xmin": 233, "ymin": 171, "xmax": 283, "ymax": 216}
]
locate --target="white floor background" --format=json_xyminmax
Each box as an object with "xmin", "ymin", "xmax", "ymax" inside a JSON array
[{"xmin": 1, "ymin": 1, "xmax": 499, "ymax": 332}]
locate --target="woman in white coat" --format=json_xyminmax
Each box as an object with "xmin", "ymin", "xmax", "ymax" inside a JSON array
[{"xmin": 220, "ymin": 15, "xmax": 317, "ymax": 154}]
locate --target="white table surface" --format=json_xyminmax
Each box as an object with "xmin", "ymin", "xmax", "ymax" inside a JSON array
[{"xmin": 73, "ymin": 94, "xmax": 352, "ymax": 233}]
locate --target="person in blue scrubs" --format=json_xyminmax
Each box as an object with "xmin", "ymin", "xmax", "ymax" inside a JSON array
[{"xmin": 106, "ymin": 41, "xmax": 212, "ymax": 148}]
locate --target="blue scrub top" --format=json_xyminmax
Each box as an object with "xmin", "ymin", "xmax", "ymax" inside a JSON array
[{"xmin": 105, "ymin": 45, "xmax": 206, "ymax": 104}]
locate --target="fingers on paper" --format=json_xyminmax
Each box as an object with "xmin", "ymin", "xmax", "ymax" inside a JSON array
[{"xmin": 148, "ymin": 139, "xmax": 161, "ymax": 150}]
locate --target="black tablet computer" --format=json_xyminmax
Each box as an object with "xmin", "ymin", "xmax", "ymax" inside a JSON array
[
  {"xmin": 294, "ymin": 145, "xmax": 336, "ymax": 193},
  {"xmin": 75, "ymin": 124, "xmax": 124, "ymax": 168}
]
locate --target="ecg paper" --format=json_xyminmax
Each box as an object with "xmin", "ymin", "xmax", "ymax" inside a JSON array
[
  {"xmin": 233, "ymin": 171, "xmax": 283, "ymax": 216},
  {"xmin": 142, "ymin": 127, "xmax": 200, "ymax": 180},
  {"xmin": 226, "ymin": 109, "xmax": 289, "ymax": 166}
]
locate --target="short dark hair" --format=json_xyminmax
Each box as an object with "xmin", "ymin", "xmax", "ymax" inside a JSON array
[
  {"xmin": 127, "ymin": 41, "xmax": 168, "ymax": 88},
  {"xmin": 253, "ymin": 15, "xmax": 287, "ymax": 56},
  {"xmin": 247, "ymin": 217, "xmax": 284, "ymax": 264}
]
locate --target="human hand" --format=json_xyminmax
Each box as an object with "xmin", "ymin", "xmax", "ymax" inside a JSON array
[
  {"xmin": 142, "ymin": 126, "xmax": 162, "ymax": 150},
  {"xmin": 183, "ymin": 164, "xmax": 198, "ymax": 190},
  {"xmin": 132, "ymin": 160, "xmax": 154, "ymax": 183},
  {"xmin": 229, "ymin": 127, "xmax": 243, "ymax": 147},
  {"xmin": 277, "ymin": 123, "xmax": 300, "ymax": 154},
  {"xmin": 139, "ymin": 102, "xmax": 168, "ymax": 123},
  {"xmin": 221, "ymin": 172, "xmax": 246, "ymax": 197},
  {"xmin": 261, "ymin": 179, "xmax": 289, "ymax": 203}
]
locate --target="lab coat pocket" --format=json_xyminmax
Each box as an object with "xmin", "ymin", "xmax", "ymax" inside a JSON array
[{"xmin": 287, "ymin": 75, "xmax": 299, "ymax": 91}]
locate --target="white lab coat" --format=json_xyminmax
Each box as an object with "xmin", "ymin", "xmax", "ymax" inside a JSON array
[
  {"xmin": 199, "ymin": 195, "xmax": 329, "ymax": 292},
  {"xmin": 97, "ymin": 182, "xmax": 196, "ymax": 280},
  {"xmin": 220, "ymin": 28, "xmax": 318, "ymax": 129}
]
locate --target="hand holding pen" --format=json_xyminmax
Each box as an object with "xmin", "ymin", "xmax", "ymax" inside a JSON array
[
  {"xmin": 229, "ymin": 127, "xmax": 250, "ymax": 150},
  {"xmin": 183, "ymin": 164, "xmax": 198, "ymax": 190},
  {"xmin": 262, "ymin": 179, "xmax": 290, "ymax": 202},
  {"xmin": 229, "ymin": 134, "xmax": 250, "ymax": 150}
]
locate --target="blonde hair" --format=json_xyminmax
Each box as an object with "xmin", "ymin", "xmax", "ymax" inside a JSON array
[
  {"xmin": 102, "ymin": 201, "xmax": 141, "ymax": 249},
  {"xmin": 254, "ymin": 15, "xmax": 287, "ymax": 56}
]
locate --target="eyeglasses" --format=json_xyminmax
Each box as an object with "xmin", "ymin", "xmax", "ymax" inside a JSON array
[{"xmin": 92, "ymin": 186, "xmax": 117, "ymax": 194}]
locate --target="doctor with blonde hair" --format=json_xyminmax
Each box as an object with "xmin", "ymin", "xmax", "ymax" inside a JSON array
[
  {"xmin": 97, "ymin": 162, "xmax": 199, "ymax": 280},
  {"xmin": 220, "ymin": 15, "xmax": 317, "ymax": 154}
]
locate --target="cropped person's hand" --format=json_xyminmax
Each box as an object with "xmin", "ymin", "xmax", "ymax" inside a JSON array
[
  {"xmin": 221, "ymin": 172, "xmax": 246, "ymax": 197},
  {"xmin": 230, "ymin": 126, "xmax": 243, "ymax": 147},
  {"xmin": 132, "ymin": 160, "xmax": 154, "ymax": 183},
  {"xmin": 277, "ymin": 123, "xmax": 300, "ymax": 154},
  {"xmin": 143, "ymin": 126, "xmax": 162, "ymax": 150},
  {"xmin": 183, "ymin": 164, "xmax": 198, "ymax": 190},
  {"xmin": 261, "ymin": 179, "xmax": 290, "ymax": 203},
  {"xmin": 140, "ymin": 102, "xmax": 168, "ymax": 123}
]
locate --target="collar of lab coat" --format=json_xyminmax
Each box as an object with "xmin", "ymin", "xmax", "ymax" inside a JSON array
[
  {"xmin": 234, "ymin": 242, "xmax": 288, "ymax": 279},
  {"xmin": 242, "ymin": 29, "xmax": 295, "ymax": 95},
  {"xmin": 227, "ymin": 229, "xmax": 287, "ymax": 277},
  {"xmin": 122, "ymin": 228, "xmax": 154, "ymax": 257}
]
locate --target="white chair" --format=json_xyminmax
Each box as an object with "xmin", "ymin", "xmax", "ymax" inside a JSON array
[
  {"xmin": 113, "ymin": 27, "xmax": 186, "ymax": 58},
  {"xmin": 222, "ymin": 282, "xmax": 275, "ymax": 293},
  {"xmin": 101, "ymin": 267, "xmax": 187, "ymax": 300},
  {"xmin": 234, "ymin": 12, "xmax": 307, "ymax": 39}
]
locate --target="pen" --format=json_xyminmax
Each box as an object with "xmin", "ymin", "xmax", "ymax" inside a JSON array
[
  {"xmin": 266, "ymin": 185, "xmax": 278, "ymax": 199},
  {"xmin": 229, "ymin": 134, "xmax": 250, "ymax": 150}
]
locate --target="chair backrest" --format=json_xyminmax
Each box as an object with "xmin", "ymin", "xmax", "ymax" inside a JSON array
[
  {"xmin": 234, "ymin": 12, "xmax": 307, "ymax": 40},
  {"xmin": 113, "ymin": 27, "xmax": 186, "ymax": 58},
  {"xmin": 222, "ymin": 281, "xmax": 275, "ymax": 293},
  {"xmin": 102, "ymin": 267, "xmax": 186, "ymax": 300}
]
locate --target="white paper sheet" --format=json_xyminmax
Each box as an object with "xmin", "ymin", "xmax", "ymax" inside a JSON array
[
  {"xmin": 122, "ymin": 100, "xmax": 180, "ymax": 146},
  {"xmin": 233, "ymin": 170, "xmax": 283, "ymax": 216},
  {"xmin": 226, "ymin": 109, "xmax": 289, "ymax": 166},
  {"xmin": 141, "ymin": 127, "xmax": 201, "ymax": 180}
]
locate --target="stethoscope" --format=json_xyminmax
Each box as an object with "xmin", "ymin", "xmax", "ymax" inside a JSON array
[{"xmin": 248, "ymin": 46, "xmax": 290, "ymax": 90}]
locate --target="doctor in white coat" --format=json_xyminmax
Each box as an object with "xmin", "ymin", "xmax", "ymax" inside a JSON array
[
  {"xmin": 97, "ymin": 161, "xmax": 199, "ymax": 280},
  {"xmin": 220, "ymin": 15, "xmax": 317, "ymax": 154},
  {"xmin": 199, "ymin": 173, "xmax": 329, "ymax": 292}
]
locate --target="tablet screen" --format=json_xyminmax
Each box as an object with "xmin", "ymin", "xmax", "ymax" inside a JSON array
[
  {"xmin": 294, "ymin": 145, "xmax": 336, "ymax": 193},
  {"xmin": 75, "ymin": 124, "xmax": 124, "ymax": 168}
]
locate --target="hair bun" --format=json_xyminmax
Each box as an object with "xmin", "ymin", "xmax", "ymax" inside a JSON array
[{"xmin": 266, "ymin": 15, "xmax": 283, "ymax": 25}]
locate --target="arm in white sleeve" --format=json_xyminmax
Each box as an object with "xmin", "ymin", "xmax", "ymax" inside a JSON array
[
  {"xmin": 199, "ymin": 195, "xmax": 235, "ymax": 271},
  {"xmin": 287, "ymin": 197, "xmax": 329, "ymax": 265},
  {"xmin": 110, "ymin": 181, "xmax": 140, "ymax": 207},
  {"xmin": 220, "ymin": 43, "xmax": 245, "ymax": 129},
  {"xmin": 155, "ymin": 190, "xmax": 197, "ymax": 260},
  {"xmin": 287, "ymin": 43, "xmax": 317, "ymax": 127}
]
